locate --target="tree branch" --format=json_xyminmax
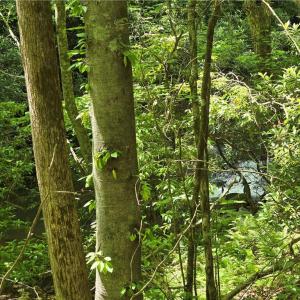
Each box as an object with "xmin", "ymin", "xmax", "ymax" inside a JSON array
[
  {"xmin": 223, "ymin": 255, "xmax": 300, "ymax": 300},
  {"xmin": 0, "ymin": 11, "xmax": 20, "ymax": 48}
]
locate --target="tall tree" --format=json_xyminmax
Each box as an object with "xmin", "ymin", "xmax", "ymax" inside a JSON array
[
  {"xmin": 54, "ymin": 0, "xmax": 92, "ymax": 170},
  {"xmin": 185, "ymin": 0, "xmax": 199, "ymax": 298},
  {"xmin": 186, "ymin": 1, "xmax": 222, "ymax": 298},
  {"xmin": 244, "ymin": 0, "xmax": 272, "ymax": 59},
  {"xmin": 196, "ymin": 0, "xmax": 221, "ymax": 299},
  {"xmin": 85, "ymin": 1, "xmax": 142, "ymax": 299},
  {"xmin": 16, "ymin": 2, "xmax": 91, "ymax": 299}
]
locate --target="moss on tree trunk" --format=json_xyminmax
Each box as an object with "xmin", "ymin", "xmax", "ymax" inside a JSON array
[
  {"xmin": 16, "ymin": 2, "xmax": 91, "ymax": 299},
  {"xmin": 244, "ymin": 0, "xmax": 272, "ymax": 59},
  {"xmin": 85, "ymin": 1, "xmax": 142, "ymax": 299},
  {"xmin": 197, "ymin": 1, "xmax": 221, "ymax": 299}
]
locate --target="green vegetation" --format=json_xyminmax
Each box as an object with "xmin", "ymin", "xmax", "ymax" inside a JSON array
[{"xmin": 0, "ymin": 0, "xmax": 299, "ymax": 299}]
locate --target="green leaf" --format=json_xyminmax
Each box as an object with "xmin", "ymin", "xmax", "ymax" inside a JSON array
[
  {"xmin": 123, "ymin": 49, "xmax": 138, "ymax": 66},
  {"xmin": 84, "ymin": 199, "xmax": 95, "ymax": 213},
  {"xmin": 96, "ymin": 157, "xmax": 104, "ymax": 170},
  {"xmin": 97, "ymin": 261, "xmax": 105, "ymax": 273},
  {"xmin": 111, "ymin": 151, "xmax": 119, "ymax": 158},
  {"xmin": 129, "ymin": 233, "xmax": 137, "ymax": 241},
  {"xmin": 91, "ymin": 261, "xmax": 99, "ymax": 270},
  {"xmin": 105, "ymin": 262, "xmax": 113, "ymax": 273},
  {"xmin": 141, "ymin": 183, "xmax": 151, "ymax": 201},
  {"xmin": 120, "ymin": 288, "xmax": 127, "ymax": 296},
  {"xmin": 102, "ymin": 152, "xmax": 111, "ymax": 166},
  {"xmin": 85, "ymin": 174, "xmax": 93, "ymax": 188}
]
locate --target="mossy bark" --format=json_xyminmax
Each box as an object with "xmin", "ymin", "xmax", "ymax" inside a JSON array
[
  {"xmin": 244, "ymin": 0, "xmax": 272, "ymax": 59},
  {"xmin": 195, "ymin": 1, "xmax": 221, "ymax": 299},
  {"xmin": 185, "ymin": 0, "xmax": 199, "ymax": 298},
  {"xmin": 54, "ymin": 0, "xmax": 92, "ymax": 170},
  {"xmin": 16, "ymin": 2, "xmax": 91, "ymax": 300},
  {"xmin": 85, "ymin": 1, "xmax": 142, "ymax": 299}
]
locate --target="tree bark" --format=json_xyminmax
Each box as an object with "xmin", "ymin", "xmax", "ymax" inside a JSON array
[
  {"xmin": 244, "ymin": 0, "xmax": 272, "ymax": 59},
  {"xmin": 54, "ymin": 0, "xmax": 92, "ymax": 170},
  {"xmin": 194, "ymin": 1, "xmax": 221, "ymax": 299},
  {"xmin": 188, "ymin": 0, "xmax": 200, "ymax": 145},
  {"xmin": 16, "ymin": 2, "xmax": 91, "ymax": 300},
  {"xmin": 185, "ymin": 0, "xmax": 199, "ymax": 298},
  {"xmin": 85, "ymin": 1, "xmax": 142, "ymax": 299}
]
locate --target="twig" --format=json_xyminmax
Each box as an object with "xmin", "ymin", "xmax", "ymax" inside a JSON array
[
  {"xmin": 66, "ymin": 139, "xmax": 87, "ymax": 175},
  {"xmin": 0, "ymin": 277, "xmax": 42, "ymax": 299},
  {"xmin": 0, "ymin": 11, "xmax": 20, "ymax": 49},
  {"xmin": 0, "ymin": 204, "xmax": 43, "ymax": 293},
  {"xmin": 0, "ymin": 69, "xmax": 24, "ymax": 79},
  {"xmin": 211, "ymin": 177, "xmax": 238, "ymax": 210}
]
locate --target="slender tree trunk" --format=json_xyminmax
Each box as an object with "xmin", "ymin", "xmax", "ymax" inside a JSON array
[
  {"xmin": 16, "ymin": 2, "xmax": 91, "ymax": 300},
  {"xmin": 188, "ymin": 0, "xmax": 200, "ymax": 145},
  {"xmin": 244, "ymin": 0, "xmax": 271, "ymax": 59},
  {"xmin": 195, "ymin": 1, "xmax": 221, "ymax": 299},
  {"xmin": 185, "ymin": 0, "xmax": 199, "ymax": 298},
  {"xmin": 54, "ymin": 0, "xmax": 92, "ymax": 170},
  {"xmin": 85, "ymin": 1, "xmax": 142, "ymax": 299}
]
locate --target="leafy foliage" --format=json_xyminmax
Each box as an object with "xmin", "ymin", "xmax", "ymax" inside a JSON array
[{"xmin": 1, "ymin": 0, "xmax": 300, "ymax": 299}]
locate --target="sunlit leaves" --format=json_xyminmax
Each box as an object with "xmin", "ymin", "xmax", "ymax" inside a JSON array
[{"xmin": 86, "ymin": 251, "xmax": 113, "ymax": 275}]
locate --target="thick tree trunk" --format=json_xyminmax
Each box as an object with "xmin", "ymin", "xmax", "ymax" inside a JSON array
[
  {"xmin": 54, "ymin": 0, "xmax": 92, "ymax": 170},
  {"xmin": 244, "ymin": 0, "xmax": 271, "ymax": 59},
  {"xmin": 16, "ymin": 2, "xmax": 91, "ymax": 300},
  {"xmin": 85, "ymin": 1, "xmax": 142, "ymax": 299}
]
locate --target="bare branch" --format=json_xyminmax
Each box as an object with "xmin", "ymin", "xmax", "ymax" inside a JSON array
[
  {"xmin": 223, "ymin": 255, "xmax": 300, "ymax": 300},
  {"xmin": 0, "ymin": 11, "xmax": 20, "ymax": 49}
]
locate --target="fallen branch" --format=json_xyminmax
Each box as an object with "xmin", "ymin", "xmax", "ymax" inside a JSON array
[
  {"xmin": 222, "ymin": 255, "xmax": 300, "ymax": 300},
  {"xmin": 0, "ymin": 276, "xmax": 42, "ymax": 299}
]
